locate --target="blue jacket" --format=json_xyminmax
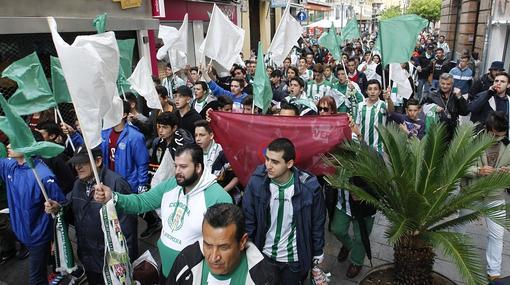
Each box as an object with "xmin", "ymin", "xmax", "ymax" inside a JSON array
[
  {"xmin": 449, "ymin": 66, "xmax": 473, "ymax": 95},
  {"xmin": 0, "ymin": 158, "xmax": 65, "ymax": 246},
  {"xmin": 242, "ymin": 165, "xmax": 325, "ymax": 273},
  {"xmin": 101, "ymin": 123, "xmax": 149, "ymax": 193},
  {"xmin": 208, "ymin": 80, "xmax": 248, "ymax": 106}
]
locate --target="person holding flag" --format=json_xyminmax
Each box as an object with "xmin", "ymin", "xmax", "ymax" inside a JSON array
[
  {"xmin": 93, "ymin": 144, "xmax": 232, "ymax": 282},
  {"xmin": 332, "ymin": 66, "xmax": 364, "ymax": 117},
  {"xmin": 202, "ymin": 64, "xmax": 248, "ymax": 113},
  {"xmin": 44, "ymin": 145, "xmax": 139, "ymax": 285},
  {"xmin": 0, "ymin": 96, "xmax": 66, "ymax": 285}
]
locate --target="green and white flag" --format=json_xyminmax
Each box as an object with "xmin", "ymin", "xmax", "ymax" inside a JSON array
[
  {"xmin": 101, "ymin": 200, "xmax": 133, "ymax": 285},
  {"xmin": 54, "ymin": 209, "xmax": 77, "ymax": 274},
  {"xmin": 2, "ymin": 52, "xmax": 57, "ymax": 115}
]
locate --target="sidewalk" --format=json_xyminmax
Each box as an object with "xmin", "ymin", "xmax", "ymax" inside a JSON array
[{"xmin": 1, "ymin": 211, "xmax": 509, "ymax": 284}]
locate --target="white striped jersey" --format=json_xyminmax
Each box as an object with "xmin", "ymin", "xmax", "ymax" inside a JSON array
[
  {"xmin": 306, "ymin": 80, "xmax": 332, "ymax": 103},
  {"xmin": 300, "ymin": 69, "xmax": 313, "ymax": 82},
  {"xmin": 356, "ymin": 99, "xmax": 387, "ymax": 153},
  {"xmin": 263, "ymin": 175, "xmax": 299, "ymax": 263}
]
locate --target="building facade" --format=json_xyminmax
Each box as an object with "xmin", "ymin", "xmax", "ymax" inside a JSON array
[{"xmin": 440, "ymin": 0, "xmax": 510, "ymax": 74}]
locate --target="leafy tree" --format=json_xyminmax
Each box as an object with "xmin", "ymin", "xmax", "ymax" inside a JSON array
[
  {"xmin": 379, "ymin": 5, "xmax": 403, "ymax": 20},
  {"xmin": 407, "ymin": 0, "xmax": 441, "ymax": 24}
]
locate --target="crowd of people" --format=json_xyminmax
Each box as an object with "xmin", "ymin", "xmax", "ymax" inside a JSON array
[{"xmin": 0, "ymin": 28, "xmax": 509, "ymax": 285}]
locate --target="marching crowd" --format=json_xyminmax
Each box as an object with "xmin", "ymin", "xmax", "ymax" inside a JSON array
[{"xmin": 0, "ymin": 28, "xmax": 509, "ymax": 285}]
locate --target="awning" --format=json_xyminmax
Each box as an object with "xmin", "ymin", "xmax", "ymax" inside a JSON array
[{"xmin": 304, "ymin": 2, "xmax": 332, "ymax": 12}]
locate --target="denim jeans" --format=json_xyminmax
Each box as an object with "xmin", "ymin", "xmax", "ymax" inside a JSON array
[
  {"xmin": 416, "ymin": 79, "xmax": 431, "ymax": 102},
  {"xmin": 485, "ymin": 200, "xmax": 505, "ymax": 276},
  {"xmin": 265, "ymin": 255, "xmax": 308, "ymax": 285},
  {"xmin": 27, "ymin": 242, "xmax": 50, "ymax": 285}
]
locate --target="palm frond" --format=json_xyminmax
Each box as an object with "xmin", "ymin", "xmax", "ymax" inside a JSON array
[
  {"xmin": 415, "ymin": 123, "xmax": 448, "ymax": 196},
  {"xmin": 384, "ymin": 217, "xmax": 414, "ymax": 246},
  {"xmin": 427, "ymin": 211, "xmax": 483, "ymax": 232},
  {"xmin": 426, "ymin": 173, "xmax": 510, "ymax": 226},
  {"xmin": 423, "ymin": 231, "xmax": 486, "ymax": 285}
]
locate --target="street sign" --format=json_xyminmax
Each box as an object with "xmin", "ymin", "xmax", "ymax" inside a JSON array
[{"xmin": 297, "ymin": 11, "xmax": 307, "ymax": 22}]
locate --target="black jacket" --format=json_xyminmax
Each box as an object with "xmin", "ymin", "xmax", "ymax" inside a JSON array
[
  {"xmin": 66, "ymin": 167, "xmax": 138, "ymax": 273},
  {"xmin": 166, "ymin": 240, "xmax": 278, "ymax": 285},
  {"xmin": 176, "ymin": 109, "xmax": 202, "ymax": 138},
  {"xmin": 469, "ymin": 73, "xmax": 494, "ymax": 100},
  {"xmin": 423, "ymin": 90, "xmax": 469, "ymax": 141},
  {"xmin": 468, "ymin": 89, "xmax": 510, "ymax": 124}
]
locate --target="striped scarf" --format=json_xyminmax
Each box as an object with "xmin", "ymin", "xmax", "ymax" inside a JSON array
[
  {"xmin": 100, "ymin": 200, "xmax": 133, "ymax": 284},
  {"xmin": 54, "ymin": 209, "xmax": 77, "ymax": 274}
]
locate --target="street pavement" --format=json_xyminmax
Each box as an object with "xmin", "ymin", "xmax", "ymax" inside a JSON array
[{"xmin": 1, "ymin": 210, "xmax": 509, "ymax": 284}]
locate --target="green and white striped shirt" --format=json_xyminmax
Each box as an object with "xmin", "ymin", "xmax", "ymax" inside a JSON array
[
  {"xmin": 306, "ymin": 80, "xmax": 332, "ymax": 103},
  {"xmin": 356, "ymin": 100, "xmax": 387, "ymax": 153},
  {"xmin": 263, "ymin": 174, "xmax": 298, "ymax": 263}
]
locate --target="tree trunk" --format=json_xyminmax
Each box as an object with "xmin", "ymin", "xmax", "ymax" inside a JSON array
[{"xmin": 393, "ymin": 236, "xmax": 435, "ymax": 285}]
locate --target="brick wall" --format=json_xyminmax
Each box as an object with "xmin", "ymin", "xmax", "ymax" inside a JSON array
[{"xmin": 440, "ymin": 0, "xmax": 492, "ymax": 59}]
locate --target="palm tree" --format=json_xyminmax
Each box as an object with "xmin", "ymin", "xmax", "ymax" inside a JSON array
[{"xmin": 324, "ymin": 123, "xmax": 510, "ymax": 285}]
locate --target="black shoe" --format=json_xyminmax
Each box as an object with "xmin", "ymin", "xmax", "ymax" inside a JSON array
[
  {"xmin": 0, "ymin": 249, "xmax": 16, "ymax": 264},
  {"xmin": 337, "ymin": 246, "xmax": 350, "ymax": 263},
  {"xmin": 71, "ymin": 266, "xmax": 87, "ymax": 285},
  {"xmin": 140, "ymin": 222, "xmax": 162, "ymax": 239},
  {"xmin": 16, "ymin": 245, "xmax": 29, "ymax": 260}
]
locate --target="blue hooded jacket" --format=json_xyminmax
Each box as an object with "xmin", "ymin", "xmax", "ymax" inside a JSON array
[
  {"xmin": 0, "ymin": 158, "xmax": 65, "ymax": 246},
  {"xmin": 242, "ymin": 165, "xmax": 326, "ymax": 273},
  {"xmin": 101, "ymin": 123, "xmax": 149, "ymax": 193}
]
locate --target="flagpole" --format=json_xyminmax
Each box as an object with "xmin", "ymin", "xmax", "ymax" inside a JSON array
[
  {"xmin": 72, "ymin": 116, "xmax": 102, "ymax": 185},
  {"xmin": 266, "ymin": 0, "xmax": 290, "ymax": 65},
  {"xmin": 31, "ymin": 167, "xmax": 50, "ymax": 202},
  {"xmin": 378, "ymin": 21, "xmax": 387, "ymax": 91},
  {"xmin": 55, "ymin": 107, "xmax": 76, "ymax": 152}
]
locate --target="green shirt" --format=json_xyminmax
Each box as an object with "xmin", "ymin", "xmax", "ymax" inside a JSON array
[
  {"xmin": 201, "ymin": 251, "xmax": 249, "ymax": 284},
  {"xmin": 115, "ymin": 176, "xmax": 232, "ymax": 277}
]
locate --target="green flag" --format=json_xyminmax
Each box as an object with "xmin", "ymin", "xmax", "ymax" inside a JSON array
[
  {"xmin": 117, "ymin": 39, "xmax": 135, "ymax": 79},
  {"xmin": 1, "ymin": 52, "xmax": 57, "ymax": 115},
  {"xmin": 340, "ymin": 18, "xmax": 360, "ymax": 42},
  {"xmin": 378, "ymin": 14, "xmax": 428, "ymax": 66},
  {"xmin": 318, "ymin": 22, "xmax": 341, "ymax": 61},
  {"xmin": 253, "ymin": 42, "xmax": 273, "ymax": 114},
  {"xmin": 50, "ymin": 56, "xmax": 72, "ymax": 104},
  {"xmin": 117, "ymin": 39, "xmax": 136, "ymax": 95},
  {"xmin": 92, "ymin": 13, "xmax": 107, "ymax": 34},
  {"xmin": 0, "ymin": 94, "xmax": 63, "ymax": 159}
]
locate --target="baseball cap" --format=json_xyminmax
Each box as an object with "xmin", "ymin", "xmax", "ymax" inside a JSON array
[{"xmin": 69, "ymin": 145, "xmax": 102, "ymax": 165}]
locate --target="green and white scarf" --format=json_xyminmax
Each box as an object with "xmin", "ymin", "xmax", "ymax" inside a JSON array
[
  {"xmin": 54, "ymin": 209, "xmax": 77, "ymax": 274},
  {"xmin": 101, "ymin": 200, "xmax": 133, "ymax": 285}
]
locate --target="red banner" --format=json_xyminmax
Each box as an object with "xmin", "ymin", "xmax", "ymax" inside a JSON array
[{"xmin": 210, "ymin": 112, "xmax": 352, "ymax": 186}]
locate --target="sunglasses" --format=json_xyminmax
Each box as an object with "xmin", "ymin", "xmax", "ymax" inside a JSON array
[{"xmin": 318, "ymin": 107, "xmax": 330, "ymax": 112}]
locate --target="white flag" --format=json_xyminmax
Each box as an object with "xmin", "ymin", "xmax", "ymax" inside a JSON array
[
  {"xmin": 128, "ymin": 56, "xmax": 163, "ymax": 110},
  {"xmin": 48, "ymin": 17, "xmax": 120, "ymax": 148},
  {"xmin": 389, "ymin": 63, "xmax": 413, "ymax": 100},
  {"xmin": 199, "ymin": 5, "xmax": 244, "ymax": 69},
  {"xmin": 267, "ymin": 3, "xmax": 303, "ymax": 67},
  {"xmin": 156, "ymin": 14, "xmax": 188, "ymax": 71}
]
